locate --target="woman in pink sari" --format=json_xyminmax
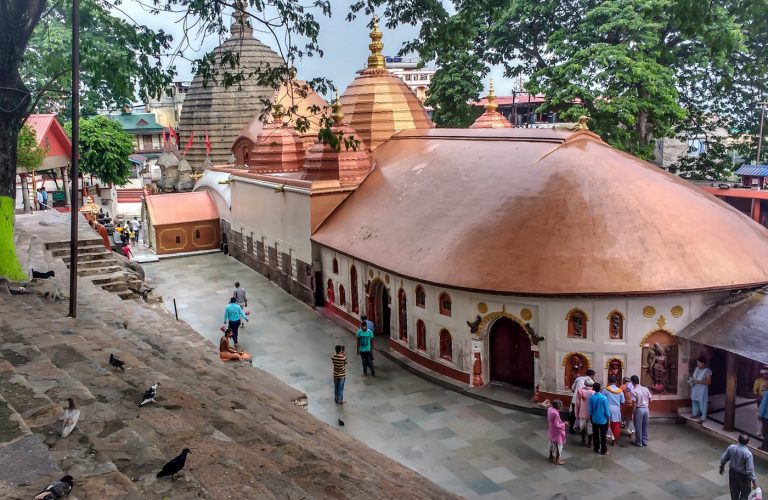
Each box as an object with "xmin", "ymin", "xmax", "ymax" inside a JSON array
[{"xmin": 548, "ymin": 399, "xmax": 567, "ymax": 465}]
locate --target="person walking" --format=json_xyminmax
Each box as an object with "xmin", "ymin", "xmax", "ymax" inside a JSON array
[
  {"xmin": 356, "ymin": 321, "xmax": 375, "ymax": 376},
  {"xmin": 233, "ymin": 281, "xmax": 247, "ymax": 309},
  {"xmin": 620, "ymin": 376, "xmax": 635, "ymax": 437},
  {"xmin": 575, "ymin": 378, "xmax": 595, "ymax": 448},
  {"xmin": 631, "ymin": 375, "xmax": 652, "ymax": 446},
  {"xmin": 569, "ymin": 369, "xmax": 596, "ymax": 433},
  {"xmin": 753, "ymin": 369, "xmax": 768, "ymax": 436},
  {"xmin": 759, "ymin": 389, "xmax": 768, "ymax": 451},
  {"xmin": 589, "ymin": 382, "xmax": 611, "ymax": 455},
  {"xmin": 720, "ymin": 434, "xmax": 757, "ymax": 500},
  {"xmin": 690, "ymin": 356, "xmax": 712, "ymax": 423},
  {"xmin": 547, "ymin": 400, "xmax": 567, "ymax": 465},
  {"xmin": 332, "ymin": 345, "xmax": 347, "ymax": 404},
  {"xmin": 603, "ymin": 375, "xmax": 625, "ymax": 446},
  {"xmin": 130, "ymin": 217, "xmax": 141, "ymax": 242},
  {"xmin": 223, "ymin": 297, "xmax": 248, "ymax": 346},
  {"xmin": 36, "ymin": 187, "xmax": 45, "ymax": 210}
]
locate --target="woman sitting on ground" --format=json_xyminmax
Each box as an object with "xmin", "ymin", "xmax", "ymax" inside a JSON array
[{"xmin": 219, "ymin": 328, "xmax": 251, "ymax": 361}]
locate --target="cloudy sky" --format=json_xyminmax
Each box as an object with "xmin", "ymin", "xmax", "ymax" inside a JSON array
[{"xmin": 114, "ymin": 1, "xmax": 518, "ymax": 100}]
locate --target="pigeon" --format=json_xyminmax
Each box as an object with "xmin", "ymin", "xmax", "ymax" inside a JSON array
[
  {"xmin": 139, "ymin": 382, "xmax": 159, "ymax": 407},
  {"xmin": 109, "ymin": 353, "xmax": 125, "ymax": 371},
  {"xmin": 156, "ymin": 448, "xmax": 190, "ymax": 481},
  {"xmin": 337, "ymin": 418, "xmax": 345, "ymax": 426},
  {"xmin": 34, "ymin": 475, "xmax": 73, "ymax": 499},
  {"xmin": 61, "ymin": 398, "xmax": 80, "ymax": 438}
]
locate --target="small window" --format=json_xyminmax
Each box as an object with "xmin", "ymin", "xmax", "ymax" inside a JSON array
[
  {"xmin": 415, "ymin": 286, "xmax": 426, "ymax": 308},
  {"xmin": 332, "ymin": 258, "xmax": 339, "ymax": 274},
  {"xmin": 439, "ymin": 329, "xmax": 452, "ymax": 362},
  {"xmin": 175, "ymin": 236, "xmax": 181, "ymax": 244},
  {"xmin": 416, "ymin": 320, "xmax": 426, "ymax": 351},
  {"xmin": 567, "ymin": 309, "xmax": 588, "ymax": 339},
  {"xmin": 339, "ymin": 285, "xmax": 346, "ymax": 307},
  {"xmin": 438, "ymin": 292, "xmax": 452, "ymax": 316},
  {"xmin": 608, "ymin": 311, "xmax": 624, "ymax": 340},
  {"xmin": 195, "ymin": 229, "xmax": 200, "ymax": 238}
]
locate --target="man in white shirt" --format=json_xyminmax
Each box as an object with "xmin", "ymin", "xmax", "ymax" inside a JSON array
[{"xmin": 569, "ymin": 368, "xmax": 596, "ymax": 433}]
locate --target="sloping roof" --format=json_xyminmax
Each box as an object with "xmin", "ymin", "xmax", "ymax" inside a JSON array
[
  {"xmin": 677, "ymin": 289, "xmax": 768, "ymax": 364},
  {"xmin": 145, "ymin": 191, "xmax": 219, "ymax": 226},
  {"xmin": 312, "ymin": 128, "xmax": 768, "ymax": 296},
  {"xmin": 736, "ymin": 165, "xmax": 768, "ymax": 177},
  {"xmin": 25, "ymin": 114, "xmax": 72, "ymax": 153},
  {"xmin": 109, "ymin": 112, "xmax": 163, "ymax": 133}
]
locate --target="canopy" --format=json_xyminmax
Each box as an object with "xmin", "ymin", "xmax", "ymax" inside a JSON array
[{"xmin": 677, "ymin": 288, "xmax": 768, "ymax": 364}]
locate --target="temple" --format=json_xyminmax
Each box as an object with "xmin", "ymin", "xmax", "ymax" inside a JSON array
[{"xmin": 142, "ymin": 11, "xmax": 768, "ymax": 422}]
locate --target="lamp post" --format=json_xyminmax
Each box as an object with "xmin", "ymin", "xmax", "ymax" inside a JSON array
[
  {"xmin": 68, "ymin": 0, "xmax": 80, "ymax": 318},
  {"xmin": 757, "ymin": 101, "xmax": 767, "ymax": 165}
]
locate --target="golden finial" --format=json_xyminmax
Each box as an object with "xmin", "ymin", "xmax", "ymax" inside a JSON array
[
  {"xmin": 271, "ymin": 90, "xmax": 284, "ymax": 123},
  {"xmin": 367, "ymin": 15, "xmax": 385, "ymax": 70},
  {"xmin": 485, "ymin": 79, "xmax": 498, "ymax": 113},
  {"xmin": 577, "ymin": 115, "xmax": 590, "ymax": 130},
  {"xmin": 331, "ymin": 91, "xmax": 344, "ymax": 125}
]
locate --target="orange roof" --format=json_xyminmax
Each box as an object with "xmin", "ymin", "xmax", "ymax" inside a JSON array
[
  {"xmin": 312, "ymin": 128, "xmax": 768, "ymax": 296},
  {"xmin": 145, "ymin": 191, "xmax": 219, "ymax": 226},
  {"xmin": 26, "ymin": 114, "xmax": 72, "ymax": 157}
]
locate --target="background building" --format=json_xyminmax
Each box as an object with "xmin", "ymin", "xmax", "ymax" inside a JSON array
[{"xmin": 385, "ymin": 56, "xmax": 436, "ymax": 104}]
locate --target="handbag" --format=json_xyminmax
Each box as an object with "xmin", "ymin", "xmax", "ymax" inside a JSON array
[
  {"xmin": 220, "ymin": 324, "xmax": 227, "ymax": 333},
  {"xmin": 749, "ymin": 487, "xmax": 762, "ymax": 500}
]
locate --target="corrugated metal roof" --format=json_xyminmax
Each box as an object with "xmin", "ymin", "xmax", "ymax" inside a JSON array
[
  {"xmin": 25, "ymin": 114, "xmax": 72, "ymax": 150},
  {"xmin": 735, "ymin": 165, "xmax": 768, "ymax": 177},
  {"xmin": 109, "ymin": 112, "xmax": 163, "ymax": 133}
]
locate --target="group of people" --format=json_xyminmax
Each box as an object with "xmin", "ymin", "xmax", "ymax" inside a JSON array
[
  {"xmin": 219, "ymin": 282, "xmax": 251, "ymax": 362},
  {"xmin": 328, "ymin": 315, "xmax": 376, "ymax": 404},
  {"xmin": 36, "ymin": 187, "xmax": 49, "ymax": 210},
  {"xmin": 546, "ymin": 369, "xmax": 653, "ymax": 465}
]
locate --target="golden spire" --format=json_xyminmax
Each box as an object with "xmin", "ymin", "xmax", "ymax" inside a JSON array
[
  {"xmin": 367, "ymin": 15, "xmax": 385, "ymax": 70},
  {"xmin": 485, "ymin": 79, "xmax": 498, "ymax": 113},
  {"xmin": 331, "ymin": 91, "xmax": 344, "ymax": 125}
]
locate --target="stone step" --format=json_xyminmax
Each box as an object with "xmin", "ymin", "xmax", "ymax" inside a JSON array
[
  {"xmin": 60, "ymin": 248, "xmax": 111, "ymax": 259},
  {"xmin": 67, "ymin": 259, "xmax": 120, "ymax": 269},
  {"xmin": 117, "ymin": 291, "xmax": 140, "ymax": 300},
  {"xmin": 62, "ymin": 253, "xmax": 113, "ymax": 263},
  {"xmin": 91, "ymin": 276, "xmax": 127, "ymax": 286},
  {"xmin": 102, "ymin": 282, "xmax": 129, "ymax": 293},
  {"xmin": 50, "ymin": 245, "xmax": 106, "ymax": 258},
  {"xmin": 76, "ymin": 267, "xmax": 122, "ymax": 278},
  {"xmin": 45, "ymin": 239, "xmax": 103, "ymax": 251}
]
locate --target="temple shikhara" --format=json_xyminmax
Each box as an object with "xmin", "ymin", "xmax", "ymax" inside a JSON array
[{"xmin": 142, "ymin": 13, "xmax": 768, "ymax": 419}]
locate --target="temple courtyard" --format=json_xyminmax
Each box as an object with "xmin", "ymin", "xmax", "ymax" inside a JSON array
[{"xmin": 144, "ymin": 252, "xmax": 768, "ymax": 499}]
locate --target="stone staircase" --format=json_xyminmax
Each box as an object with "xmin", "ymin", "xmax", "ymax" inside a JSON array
[
  {"xmin": 0, "ymin": 287, "xmax": 452, "ymax": 500},
  {"xmin": 46, "ymin": 239, "xmax": 140, "ymax": 300}
]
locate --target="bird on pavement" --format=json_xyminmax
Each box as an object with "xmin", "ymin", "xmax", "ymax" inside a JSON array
[
  {"xmin": 338, "ymin": 419, "xmax": 345, "ymax": 426},
  {"xmin": 34, "ymin": 475, "xmax": 74, "ymax": 499},
  {"xmin": 156, "ymin": 448, "xmax": 190, "ymax": 481},
  {"xmin": 109, "ymin": 353, "xmax": 125, "ymax": 371},
  {"xmin": 139, "ymin": 382, "xmax": 159, "ymax": 407},
  {"xmin": 61, "ymin": 398, "xmax": 80, "ymax": 438}
]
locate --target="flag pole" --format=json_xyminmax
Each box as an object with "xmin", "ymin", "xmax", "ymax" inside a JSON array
[{"xmin": 68, "ymin": 0, "xmax": 80, "ymax": 318}]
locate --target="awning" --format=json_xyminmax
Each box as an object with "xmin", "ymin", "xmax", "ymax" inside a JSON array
[
  {"xmin": 677, "ymin": 288, "xmax": 768, "ymax": 364},
  {"xmin": 735, "ymin": 164, "xmax": 768, "ymax": 177}
]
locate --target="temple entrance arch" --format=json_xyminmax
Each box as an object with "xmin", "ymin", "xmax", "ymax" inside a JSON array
[
  {"xmin": 489, "ymin": 316, "xmax": 534, "ymax": 388},
  {"xmin": 367, "ymin": 279, "xmax": 391, "ymax": 337}
]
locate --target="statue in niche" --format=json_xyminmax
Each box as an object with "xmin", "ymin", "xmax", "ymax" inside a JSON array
[
  {"xmin": 607, "ymin": 359, "xmax": 623, "ymax": 383},
  {"xmin": 570, "ymin": 312, "xmax": 584, "ymax": 338},
  {"xmin": 609, "ymin": 313, "xmax": 623, "ymax": 339},
  {"xmin": 646, "ymin": 343, "xmax": 670, "ymax": 393},
  {"xmin": 564, "ymin": 353, "xmax": 587, "ymax": 390}
]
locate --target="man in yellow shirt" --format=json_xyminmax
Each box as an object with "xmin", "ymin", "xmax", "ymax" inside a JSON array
[{"xmin": 754, "ymin": 369, "xmax": 768, "ymax": 436}]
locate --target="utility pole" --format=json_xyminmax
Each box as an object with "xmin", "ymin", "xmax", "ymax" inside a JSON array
[
  {"xmin": 757, "ymin": 101, "xmax": 767, "ymax": 165},
  {"xmin": 68, "ymin": 0, "xmax": 80, "ymax": 318}
]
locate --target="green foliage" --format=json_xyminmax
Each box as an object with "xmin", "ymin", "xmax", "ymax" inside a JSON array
[
  {"xmin": 16, "ymin": 124, "xmax": 48, "ymax": 172},
  {"xmin": 425, "ymin": 51, "xmax": 485, "ymax": 128},
  {"xmin": 669, "ymin": 140, "xmax": 736, "ymax": 180},
  {"xmin": 75, "ymin": 116, "xmax": 134, "ymax": 187},
  {"xmin": 357, "ymin": 0, "xmax": 766, "ymax": 166}
]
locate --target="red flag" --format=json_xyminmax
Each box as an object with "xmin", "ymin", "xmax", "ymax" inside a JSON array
[
  {"xmin": 204, "ymin": 130, "xmax": 211, "ymax": 156},
  {"xmin": 169, "ymin": 127, "xmax": 178, "ymax": 145},
  {"xmin": 182, "ymin": 132, "xmax": 194, "ymax": 157}
]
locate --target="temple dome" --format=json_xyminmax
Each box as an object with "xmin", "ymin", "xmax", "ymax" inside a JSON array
[
  {"xmin": 470, "ymin": 80, "xmax": 512, "ymax": 129},
  {"xmin": 246, "ymin": 107, "xmax": 305, "ymax": 172},
  {"xmin": 339, "ymin": 17, "xmax": 432, "ymax": 150},
  {"xmin": 177, "ymin": 9, "xmax": 285, "ymax": 168},
  {"xmin": 312, "ymin": 126, "xmax": 768, "ymax": 295}
]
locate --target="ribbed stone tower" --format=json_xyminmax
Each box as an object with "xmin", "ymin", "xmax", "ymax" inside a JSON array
[{"xmin": 177, "ymin": 6, "xmax": 285, "ymax": 169}]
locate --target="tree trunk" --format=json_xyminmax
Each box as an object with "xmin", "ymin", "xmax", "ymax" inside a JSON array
[
  {"xmin": 20, "ymin": 173, "xmax": 31, "ymax": 213},
  {"xmin": 0, "ymin": 0, "xmax": 48, "ymax": 280}
]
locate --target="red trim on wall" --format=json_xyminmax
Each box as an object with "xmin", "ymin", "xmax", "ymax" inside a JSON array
[
  {"xmin": 388, "ymin": 339, "xmax": 468, "ymax": 384},
  {"xmin": 326, "ymin": 302, "xmax": 360, "ymax": 327}
]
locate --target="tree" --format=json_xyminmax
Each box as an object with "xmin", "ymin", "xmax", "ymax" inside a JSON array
[
  {"xmin": 0, "ymin": 0, "xmax": 330, "ymax": 280},
  {"xmin": 355, "ymin": 0, "xmax": 765, "ymax": 162},
  {"xmin": 424, "ymin": 51, "xmax": 485, "ymax": 128},
  {"xmin": 16, "ymin": 124, "xmax": 48, "ymax": 173},
  {"xmin": 77, "ymin": 116, "xmax": 134, "ymax": 187}
]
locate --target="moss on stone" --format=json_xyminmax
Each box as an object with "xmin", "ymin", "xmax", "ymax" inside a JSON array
[{"xmin": 0, "ymin": 196, "xmax": 26, "ymax": 281}]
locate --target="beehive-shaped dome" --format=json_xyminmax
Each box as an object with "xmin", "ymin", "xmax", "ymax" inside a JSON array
[
  {"xmin": 470, "ymin": 80, "xmax": 512, "ymax": 129},
  {"xmin": 339, "ymin": 17, "xmax": 432, "ymax": 151},
  {"xmin": 177, "ymin": 8, "xmax": 285, "ymax": 168},
  {"xmin": 303, "ymin": 95, "xmax": 372, "ymax": 185},
  {"xmin": 247, "ymin": 106, "xmax": 305, "ymax": 172}
]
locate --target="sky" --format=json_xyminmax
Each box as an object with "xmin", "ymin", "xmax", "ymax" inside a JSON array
[{"xmin": 113, "ymin": 0, "xmax": 519, "ymax": 100}]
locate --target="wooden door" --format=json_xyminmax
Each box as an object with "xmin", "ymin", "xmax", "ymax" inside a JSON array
[{"xmin": 490, "ymin": 317, "xmax": 534, "ymax": 388}]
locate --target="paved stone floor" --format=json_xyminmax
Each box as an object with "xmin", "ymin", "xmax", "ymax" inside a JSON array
[{"xmin": 144, "ymin": 253, "xmax": 768, "ymax": 499}]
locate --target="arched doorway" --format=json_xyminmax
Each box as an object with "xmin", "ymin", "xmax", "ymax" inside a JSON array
[
  {"xmin": 368, "ymin": 280, "xmax": 391, "ymax": 337},
  {"xmin": 489, "ymin": 317, "xmax": 534, "ymax": 388}
]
